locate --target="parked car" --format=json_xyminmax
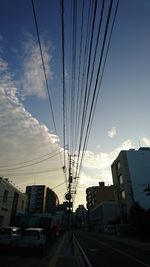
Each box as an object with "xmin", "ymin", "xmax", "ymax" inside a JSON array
[
  {"xmin": 0, "ymin": 226, "xmax": 21, "ymax": 247},
  {"xmin": 19, "ymin": 228, "xmax": 47, "ymax": 250},
  {"xmin": 104, "ymin": 225, "xmax": 116, "ymax": 235}
]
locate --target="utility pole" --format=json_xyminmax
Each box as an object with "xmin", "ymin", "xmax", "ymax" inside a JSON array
[
  {"xmin": 64, "ymin": 154, "xmax": 77, "ymax": 248},
  {"xmin": 68, "ymin": 154, "xmax": 72, "ymax": 211},
  {"xmin": 65, "ymin": 154, "xmax": 73, "ymax": 252}
]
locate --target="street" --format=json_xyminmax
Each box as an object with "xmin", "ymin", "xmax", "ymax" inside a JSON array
[
  {"xmin": 1, "ymin": 231, "xmax": 150, "ymax": 267},
  {"xmin": 74, "ymin": 230, "xmax": 150, "ymax": 267},
  {"xmin": 0, "ymin": 243, "xmax": 56, "ymax": 267},
  {"xmin": 0, "ymin": 233, "xmax": 77, "ymax": 267}
]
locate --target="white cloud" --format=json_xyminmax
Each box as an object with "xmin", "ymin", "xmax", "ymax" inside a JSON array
[
  {"xmin": 73, "ymin": 139, "xmax": 134, "ymax": 196},
  {"xmin": 0, "ymin": 56, "xmax": 66, "ymax": 200},
  {"xmin": 141, "ymin": 137, "xmax": 150, "ymax": 147},
  {"xmin": 83, "ymin": 139, "xmax": 134, "ymax": 170},
  {"xmin": 21, "ymin": 37, "xmax": 53, "ymax": 98},
  {"xmin": 107, "ymin": 126, "xmax": 117, "ymax": 138}
]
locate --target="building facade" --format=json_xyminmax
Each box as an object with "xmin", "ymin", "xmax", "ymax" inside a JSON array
[
  {"xmin": 75, "ymin": 205, "xmax": 87, "ymax": 228},
  {"xmin": 89, "ymin": 201, "xmax": 118, "ymax": 232},
  {"xmin": 26, "ymin": 185, "xmax": 59, "ymax": 214},
  {"xmin": 0, "ymin": 177, "xmax": 26, "ymax": 226},
  {"xmin": 86, "ymin": 182, "xmax": 115, "ymax": 210},
  {"xmin": 45, "ymin": 188, "xmax": 59, "ymax": 214},
  {"xmin": 26, "ymin": 185, "xmax": 47, "ymax": 213},
  {"xmin": 111, "ymin": 147, "xmax": 150, "ymax": 220}
]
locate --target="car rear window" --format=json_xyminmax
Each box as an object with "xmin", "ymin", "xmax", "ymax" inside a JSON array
[
  {"xmin": 22, "ymin": 230, "xmax": 40, "ymax": 237},
  {"xmin": 0, "ymin": 228, "xmax": 11, "ymax": 235}
]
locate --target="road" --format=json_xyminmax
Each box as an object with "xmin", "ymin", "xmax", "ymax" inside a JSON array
[
  {"xmin": 1, "ymin": 231, "xmax": 150, "ymax": 267},
  {"xmin": 74, "ymin": 230, "xmax": 150, "ymax": 267},
  {"xmin": 0, "ymin": 243, "xmax": 56, "ymax": 267},
  {"xmin": 0, "ymin": 233, "xmax": 77, "ymax": 267}
]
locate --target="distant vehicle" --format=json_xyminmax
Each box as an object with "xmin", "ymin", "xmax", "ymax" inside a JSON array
[
  {"xmin": 0, "ymin": 226, "xmax": 21, "ymax": 247},
  {"xmin": 104, "ymin": 225, "xmax": 116, "ymax": 235},
  {"xmin": 19, "ymin": 227, "xmax": 47, "ymax": 250}
]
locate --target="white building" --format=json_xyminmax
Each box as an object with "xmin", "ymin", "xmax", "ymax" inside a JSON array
[
  {"xmin": 0, "ymin": 177, "xmax": 26, "ymax": 226},
  {"xmin": 111, "ymin": 147, "xmax": 150, "ymax": 219}
]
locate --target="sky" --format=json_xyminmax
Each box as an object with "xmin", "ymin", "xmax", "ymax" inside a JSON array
[{"xmin": 0, "ymin": 0, "xmax": 150, "ymax": 210}]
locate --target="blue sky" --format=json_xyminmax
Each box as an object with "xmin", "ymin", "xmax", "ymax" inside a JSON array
[{"xmin": 0, "ymin": 0, "xmax": 150, "ymax": 209}]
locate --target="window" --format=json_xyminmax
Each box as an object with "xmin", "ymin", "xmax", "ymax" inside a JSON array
[
  {"xmin": 3, "ymin": 190, "xmax": 9, "ymax": 203},
  {"xmin": 118, "ymin": 175, "xmax": 123, "ymax": 185},
  {"xmin": 21, "ymin": 200, "xmax": 24, "ymax": 211},
  {"xmin": 117, "ymin": 161, "xmax": 121, "ymax": 169},
  {"xmin": 121, "ymin": 190, "xmax": 126, "ymax": 200}
]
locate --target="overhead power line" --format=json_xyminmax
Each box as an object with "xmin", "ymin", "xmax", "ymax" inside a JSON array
[
  {"xmin": 70, "ymin": 0, "xmax": 77, "ymax": 154},
  {"xmin": 0, "ymin": 149, "xmax": 63, "ymax": 172},
  {"xmin": 0, "ymin": 167, "xmax": 63, "ymax": 177},
  {"xmin": 0, "ymin": 147, "xmax": 64, "ymax": 169},
  {"xmin": 78, "ymin": 0, "xmax": 114, "ymax": 177},
  {"xmin": 31, "ymin": 0, "xmax": 58, "ymax": 140},
  {"xmin": 73, "ymin": 0, "xmax": 120, "ymax": 202},
  {"xmin": 60, "ymin": 0, "xmax": 67, "ymax": 168}
]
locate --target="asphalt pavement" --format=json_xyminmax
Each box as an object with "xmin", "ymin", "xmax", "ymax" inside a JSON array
[
  {"xmin": 74, "ymin": 230, "xmax": 150, "ymax": 267},
  {"xmin": 47, "ymin": 232, "xmax": 78, "ymax": 267}
]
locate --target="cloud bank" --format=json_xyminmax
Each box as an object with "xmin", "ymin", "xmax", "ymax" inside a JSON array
[{"xmin": 0, "ymin": 52, "xmax": 65, "ymax": 194}]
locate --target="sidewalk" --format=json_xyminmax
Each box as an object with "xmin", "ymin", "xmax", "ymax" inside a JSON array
[{"xmin": 47, "ymin": 233, "xmax": 78, "ymax": 267}]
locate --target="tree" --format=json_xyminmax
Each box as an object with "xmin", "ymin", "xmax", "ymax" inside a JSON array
[{"xmin": 129, "ymin": 202, "xmax": 150, "ymax": 241}]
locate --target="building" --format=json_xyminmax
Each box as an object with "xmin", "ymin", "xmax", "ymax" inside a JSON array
[
  {"xmin": 0, "ymin": 177, "xmax": 26, "ymax": 226},
  {"xmin": 75, "ymin": 205, "xmax": 87, "ymax": 228},
  {"xmin": 26, "ymin": 185, "xmax": 47, "ymax": 213},
  {"xmin": 86, "ymin": 182, "xmax": 115, "ymax": 210},
  {"xmin": 45, "ymin": 188, "xmax": 59, "ymax": 214},
  {"xmin": 26, "ymin": 185, "xmax": 59, "ymax": 214},
  {"xmin": 89, "ymin": 201, "xmax": 118, "ymax": 232},
  {"xmin": 111, "ymin": 147, "xmax": 150, "ymax": 220}
]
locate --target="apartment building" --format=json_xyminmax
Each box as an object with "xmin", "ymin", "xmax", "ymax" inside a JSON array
[
  {"xmin": 26, "ymin": 185, "xmax": 47, "ymax": 213},
  {"xmin": 111, "ymin": 147, "xmax": 150, "ymax": 218},
  {"xmin": 0, "ymin": 177, "xmax": 26, "ymax": 226},
  {"xmin": 26, "ymin": 185, "xmax": 59, "ymax": 214},
  {"xmin": 45, "ymin": 188, "xmax": 59, "ymax": 214},
  {"xmin": 86, "ymin": 182, "xmax": 114, "ymax": 210}
]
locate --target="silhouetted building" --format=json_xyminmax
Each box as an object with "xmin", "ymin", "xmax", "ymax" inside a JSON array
[
  {"xmin": 111, "ymin": 147, "xmax": 150, "ymax": 220},
  {"xmin": 75, "ymin": 205, "xmax": 87, "ymax": 228},
  {"xmin": 86, "ymin": 182, "xmax": 114, "ymax": 210},
  {"xmin": 26, "ymin": 185, "xmax": 46, "ymax": 213},
  {"xmin": 45, "ymin": 188, "xmax": 59, "ymax": 214},
  {"xmin": 26, "ymin": 185, "xmax": 59, "ymax": 214}
]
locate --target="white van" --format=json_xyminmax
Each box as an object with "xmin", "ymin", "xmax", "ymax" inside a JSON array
[{"xmin": 19, "ymin": 228, "xmax": 47, "ymax": 249}]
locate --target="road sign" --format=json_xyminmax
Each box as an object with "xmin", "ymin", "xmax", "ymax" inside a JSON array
[{"xmin": 65, "ymin": 192, "xmax": 72, "ymax": 200}]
